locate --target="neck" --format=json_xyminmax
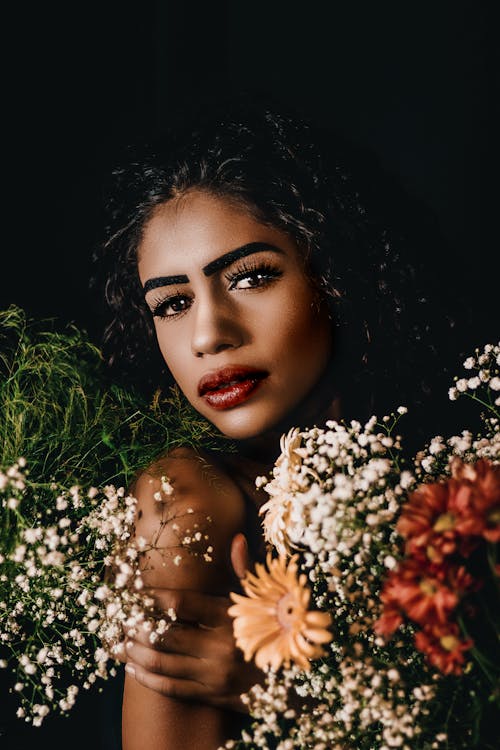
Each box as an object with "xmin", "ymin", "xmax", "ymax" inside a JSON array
[{"xmin": 236, "ymin": 358, "xmax": 342, "ymax": 468}]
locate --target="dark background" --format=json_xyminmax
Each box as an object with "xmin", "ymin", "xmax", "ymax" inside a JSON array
[
  {"xmin": 0, "ymin": 1, "xmax": 498, "ymax": 748},
  {"xmin": 1, "ymin": 0, "xmax": 498, "ymax": 341}
]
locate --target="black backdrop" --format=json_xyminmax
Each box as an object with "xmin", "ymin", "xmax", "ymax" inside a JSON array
[
  {"xmin": 0, "ymin": 1, "xmax": 498, "ymax": 748},
  {"xmin": 1, "ymin": 0, "xmax": 498, "ymax": 337}
]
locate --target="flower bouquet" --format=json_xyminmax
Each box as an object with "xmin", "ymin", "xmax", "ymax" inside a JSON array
[
  {"xmin": 227, "ymin": 343, "xmax": 500, "ymax": 750},
  {"xmin": 0, "ymin": 306, "xmax": 230, "ymax": 726}
]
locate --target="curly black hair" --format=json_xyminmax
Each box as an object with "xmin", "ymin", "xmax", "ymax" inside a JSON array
[{"xmin": 92, "ymin": 94, "xmax": 461, "ymax": 449}]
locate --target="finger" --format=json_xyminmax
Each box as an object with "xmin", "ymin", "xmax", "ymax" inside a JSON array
[
  {"xmin": 138, "ymin": 588, "xmax": 230, "ymax": 627},
  {"xmin": 125, "ymin": 620, "xmax": 179, "ymax": 649},
  {"xmin": 125, "ymin": 664, "xmax": 208, "ymax": 701},
  {"xmin": 130, "ymin": 623, "xmax": 230, "ymax": 659},
  {"xmin": 125, "ymin": 641, "xmax": 202, "ymax": 679},
  {"xmin": 230, "ymin": 533, "xmax": 250, "ymax": 579},
  {"xmin": 108, "ymin": 641, "xmax": 128, "ymax": 664},
  {"xmin": 127, "ymin": 620, "xmax": 218, "ymax": 654}
]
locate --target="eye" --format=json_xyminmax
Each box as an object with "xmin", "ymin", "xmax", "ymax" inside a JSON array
[
  {"xmin": 225, "ymin": 261, "xmax": 283, "ymax": 291},
  {"xmin": 151, "ymin": 293, "xmax": 192, "ymax": 319}
]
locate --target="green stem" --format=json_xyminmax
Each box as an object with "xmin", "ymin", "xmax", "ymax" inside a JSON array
[
  {"xmin": 457, "ymin": 614, "xmax": 498, "ymax": 686},
  {"xmin": 486, "ymin": 543, "xmax": 498, "ymax": 581},
  {"xmin": 465, "ymin": 392, "xmax": 499, "ymax": 418}
]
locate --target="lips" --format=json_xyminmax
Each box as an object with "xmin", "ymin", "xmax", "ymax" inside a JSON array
[{"xmin": 198, "ymin": 366, "xmax": 268, "ymax": 410}]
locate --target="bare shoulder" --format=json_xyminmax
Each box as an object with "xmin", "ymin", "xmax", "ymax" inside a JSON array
[{"xmin": 129, "ymin": 447, "xmax": 247, "ymax": 594}]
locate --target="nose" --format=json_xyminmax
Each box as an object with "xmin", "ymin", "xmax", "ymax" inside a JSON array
[{"xmin": 190, "ymin": 291, "xmax": 244, "ymax": 357}]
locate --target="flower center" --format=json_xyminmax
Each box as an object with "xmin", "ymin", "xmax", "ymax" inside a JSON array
[
  {"xmin": 419, "ymin": 579, "xmax": 437, "ymax": 596},
  {"xmin": 426, "ymin": 545, "xmax": 439, "ymax": 561},
  {"xmin": 276, "ymin": 592, "xmax": 300, "ymax": 631},
  {"xmin": 433, "ymin": 512, "xmax": 456, "ymax": 532},
  {"xmin": 440, "ymin": 634, "xmax": 459, "ymax": 651},
  {"xmin": 488, "ymin": 507, "xmax": 500, "ymax": 525}
]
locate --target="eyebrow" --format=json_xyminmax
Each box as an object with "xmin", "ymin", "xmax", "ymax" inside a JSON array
[
  {"xmin": 143, "ymin": 274, "xmax": 189, "ymax": 294},
  {"xmin": 143, "ymin": 242, "xmax": 284, "ymax": 294},
  {"xmin": 202, "ymin": 242, "xmax": 284, "ymax": 277}
]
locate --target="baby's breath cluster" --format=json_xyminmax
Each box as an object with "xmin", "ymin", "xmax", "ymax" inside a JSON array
[
  {"xmin": 222, "ymin": 658, "xmax": 441, "ymax": 750},
  {"xmin": 229, "ymin": 410, "xmax": 445, "ymax": 749},
  {"xmin": 290, "ymin": 657, "xmax": 438, "ymax": 750},
  {"xmin": 0, "ymin": 461, "xmax": 215, "ymax": 725},
  {"xmin": 448, "ymin": 342, "xmax": 500, "ymax": 405},
  {"xmin": 0, "ymin": 462, "xmax": 155, "ymax": 725},
  {"xmin": 258, "ymin": 410, "xmax": 413, "ymax": 626},
  {"xmin": 99, "ymin": 479, "xmax": 214, "ymax": 656},
  {"xmin": 0, "ymin": 459, "xmax": 215, "ymax": 726},
  {"xmin": 225, "ymin": 344, "xmax": 499, "ymax": 750},
  {"xmin": 416, "ymin": 343, "xmax": 500, "ymax": 480},
  {"xmin": 0, "ymin": 306, "xmax": 227, "ymax": 728}
]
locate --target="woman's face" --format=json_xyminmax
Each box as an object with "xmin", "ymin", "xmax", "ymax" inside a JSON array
[{"xmin": 137, "ymin": 190, "xmax": 333, "ymax": 439}]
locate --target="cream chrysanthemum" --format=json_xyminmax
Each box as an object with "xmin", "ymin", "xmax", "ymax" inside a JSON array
[
  {"xmin": 228, "ymin": 553, "xmax": 332, "ymax": 671},
  {"xmin": 275, "ymin": 427, "xmax": 306, "ymax": 479},
  {"xmin": 258, "ymin": 428, "xmax": 307, "ymax": 555}
]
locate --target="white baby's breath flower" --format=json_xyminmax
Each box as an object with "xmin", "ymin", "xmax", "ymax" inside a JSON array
[
  {"xmin": 160, "ymin": 476, "xmax": 174, "ymax": 495},
  {"xmin": 399, "ymin": 470, "xmax": 414, "ymax": 489},
  {"xmin": 467, "ymin": 376, "xmax": 481, "ymax": 390},
  {"xmin": 94, "ymin": 585, "xmax": 110, "ymax": 601},
  {"xmin": 36, "ymin": 648, "xmax": 48, "ymax": 664}
]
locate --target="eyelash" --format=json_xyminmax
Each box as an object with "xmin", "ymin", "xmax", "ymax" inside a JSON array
[
  {"xmin": 150, "ymin": 261, "xmax": 283, "ymax": 320},
  {"xmin": 151, "ymin": 290, "xmax": 190, "ymax": 319},
  {"xmin": 224, "ymin": 260, "xmax": 283, "ymax": 289}
]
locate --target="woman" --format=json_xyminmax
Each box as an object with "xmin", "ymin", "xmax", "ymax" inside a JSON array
[{"xmin": 94, "ymin": 97, "xmax": 459, "ymax": 748}]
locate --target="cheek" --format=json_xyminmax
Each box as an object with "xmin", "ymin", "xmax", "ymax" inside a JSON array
[
  {"xmin": 265, "ymin": 291, "xmax": 331, "ymax": 367},
  {"xmin": 154, "ymin": 328, "xmax": 189, "ymax": 386}
]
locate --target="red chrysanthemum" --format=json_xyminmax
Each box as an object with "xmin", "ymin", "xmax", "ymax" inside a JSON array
[
  {"xmin": 397, "ymin": 459, "xmax": 500, "ymax": 562},
  {"xmin": 450, "ymin": 458, "xmax": 500, "ymax": 543},
  {"xmin": 374, "ymin": 556, "xmax": 476, "ymax": 639},
  {"xmin": 374, "ymin": 558, "xmax": 459, "ymax": 635},
  {"xmin": 373, "ymin": 595, "xmax": 404, "ymax": 637},
  {"xmin": 397, "ymin": 481, "xmax": 457, "ymax": 555},
  {"xmin": 414, "ymin": 623, "xmax": 473, "ymax": 675}
]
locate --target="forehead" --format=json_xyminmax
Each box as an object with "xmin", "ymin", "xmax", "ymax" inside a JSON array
[{"xmin": 137, "ymin": 190, "xmax": 299, "ymax": 272}]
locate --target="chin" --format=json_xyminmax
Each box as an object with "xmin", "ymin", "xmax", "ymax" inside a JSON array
[
  {"xmin": 206, "ymin": 404, "xmax": 291, "ymax": 442},
  {"xmin": 209, "ymin": 416, "xmax": 268, "ymax": 441}
]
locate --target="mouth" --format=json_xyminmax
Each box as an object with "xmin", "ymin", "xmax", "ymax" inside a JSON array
[{"xmin": 198, "ymin": 366, "xmax": 269, "ymax": 410}]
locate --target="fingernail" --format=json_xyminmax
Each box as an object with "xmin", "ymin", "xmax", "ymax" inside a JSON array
[{"xmin": 125, "ymin": 664, "xmax": 135, "ymax": 676}]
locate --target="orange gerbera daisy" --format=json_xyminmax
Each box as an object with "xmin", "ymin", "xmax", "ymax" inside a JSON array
[{"xmin": 228, "ymin": 553, "xmax": 332, "ymax": 671}]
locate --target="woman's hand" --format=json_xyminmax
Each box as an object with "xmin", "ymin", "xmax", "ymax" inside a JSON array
[{"xmin": 121, "ymin": 533, "xmax": 263, "ymax": 712}]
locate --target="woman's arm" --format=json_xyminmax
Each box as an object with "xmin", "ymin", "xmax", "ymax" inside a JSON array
[
  {"xmin": 121, "ymin": 447, "xmax": 248, "ymax": 750},
  {"xmin": 121, "ymin": 534, "xmax": 264, "ymax": 713}
]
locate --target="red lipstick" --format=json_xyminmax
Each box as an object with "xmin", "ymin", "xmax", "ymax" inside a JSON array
[{"xmin": 198, "ymin": 366, "xmax": 268, "ymax": 410}]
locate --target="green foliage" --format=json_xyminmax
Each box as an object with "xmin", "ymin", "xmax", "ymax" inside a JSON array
[
  {"xmin": 0, "ymin": 306, "xmax": 238, "ymax": 719},
  {"xmin": 0, "ymin": 304, "xmax": 233, "ymax": 490}
]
